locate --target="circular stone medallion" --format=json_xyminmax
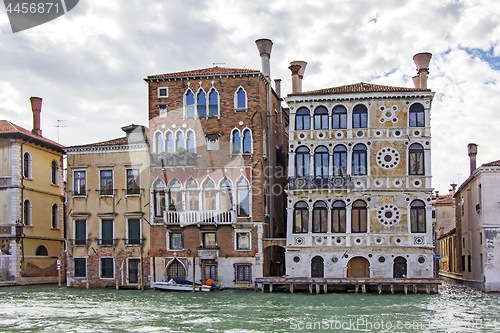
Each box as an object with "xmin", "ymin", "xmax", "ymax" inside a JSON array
[
  {"xmin": 376, "ymin": 148, "xmax": 400, "ymax": 169},
  {"xmin": 377, "ymin": 204, "xmax": 401, "ymax": 226}
]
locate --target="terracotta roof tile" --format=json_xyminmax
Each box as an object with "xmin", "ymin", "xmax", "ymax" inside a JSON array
[
  {"xmin": 0, "ymin": 120, "xmax": 63, "ymax": 150},
  {"xmin": 289, "ymin": 82, "xmax": 430, "ymax": 96},
  {"xmin": 147, "ymin": 67, "xmax": 260, "ymax": 79},
  {"xmin": 66, "ymin": 137, "xmax": 128, "ymax": 149},
  {"xmin": 482, "ymin": 160, "xmax": 500, "ymax": 167}
]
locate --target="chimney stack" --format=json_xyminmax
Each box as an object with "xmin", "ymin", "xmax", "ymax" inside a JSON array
[
  {"xmin": 468, "ymin": 143, "xmax": 478, "ymax": 175},
  {"xmin": 289, "ymin": 61, "xmax": 307, "ymax": 94},
  {"xmin": 274, "ymin": 79, "xmax": 281, "ymax": 98},
  {"xmin": 413, "ymin": 52, "xmax": 432, "ymax": 89},
  {"xmin": 450, "ymin": 183, "xmax": 457, "ymax": 196},
  {"xmin": 255, "ymin": 38, "xmax": 273, "ymax": 80},
  {"xmin": 30, "ymin": 97, "xmax": 42, "ymax": 136}
]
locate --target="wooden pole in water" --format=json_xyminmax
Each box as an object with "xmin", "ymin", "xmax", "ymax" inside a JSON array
[{"xmin": 192, "ymin": 256, "xmax": 195, "ymax": 292}]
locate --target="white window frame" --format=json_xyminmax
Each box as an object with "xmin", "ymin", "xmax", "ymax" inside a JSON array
[
  {"xmin": 73, "ymin": 257, "xmax": 87, "ymax": 278},
  {"xmin": 51, "ymin": 160, "xmax": 59, "ymax": 185},
  {"xmin": 99, "ymin": 219, "xmax": 115, "ymax": 246},
  {"xmin": 99, "ymin": 169, "xmax": 114, "ymax": 197},
  {"xmin": 23, "ymin": 199, "xmax": 32, "ymax": 226},
  {"xmin": 207, "ymin": 87, "xmax": 220, "ymax": 118},
  {"xmin": 125, "ymin": 168, "xmax": 140, "ymax": 196},
  {"xmin": 234, "ymin": 230, "xmax": 251, "ymax": 251},
  {"xmin": 126, "ymin": 218, "xmax": 142, "ymax": 246},
  {"xmin": 23, "ymin": 151, "xmax": 32, "ymax": 179},
  {"xmin": 234, "ymin": 86, "xmax": 248, "ymax": 112},
  {"xmin": 126, "ymin": 257, "xmax": 142, "ymax": 284},
  {"xmin": 73, "ymin": 219, "xmax": 87, "ymax": 246},
  {"xmin": 73, "ymin": 169, "xmax": 87, "ymax": 197},
  {"xmin": 99, "ymin": 257, "xmax": 115, "ymax": 279},
  {"xmin": 241, "ymin": 127, "xmax": 253, "ymax": 155},
  {"xmin": 51, "ymin": 203, "xmax": 59, "ymax": 229},
  {"xmin": 167, "ymin": 231, "xmax": 184, "ymax": 251},
  {"xmin": 157, "ymin": 87, "xmax": 168, "ymax": 98}
]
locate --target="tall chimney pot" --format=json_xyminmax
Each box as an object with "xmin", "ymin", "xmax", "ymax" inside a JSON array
[
  {"xmin": 289, "ymin": 64, "xmax": 301, "ymax": 94},
  {"xmin": 468, "ymin": 143, "xmax": 478, "ymax": 175},
  {"xmin": 30, "ymin": 97, "xmax": 42, "ymax": 136},
  {"xmin": 413, "ymin": 52, "xmax": 432, "ymax": 89},
  {"xmin": 290, "ymin": 61, "xmax": 307, "ymax": 93},
  {"xmin": 412, "ymin": 75, "xmax": 420, "ymax": 89},
  {"xmin": 274, "ymin": 79, "xmax": 281, "ymax": 98},
  {"xmin": 255, "ymin": 38, "xmax": 273, "ymax": 80}
]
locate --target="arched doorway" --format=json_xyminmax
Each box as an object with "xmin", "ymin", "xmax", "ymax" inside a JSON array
[
  {"xmin": 165, "ymin": 258, "xmax": 186, "ymax": 280},
  {"xmin": 347, "ymin": 257, "xmax": 370, "ymax": 277},
  {"xmin": 393, "ymin": 257, "xmax": 407, "ymax": 278},
  {"xmin": 311, "ymin": 256, "xmax": 324, "ymax": 278},
  {"xmin": 264, "ymin": 246, "xmax": 285, "ymax": 277}
]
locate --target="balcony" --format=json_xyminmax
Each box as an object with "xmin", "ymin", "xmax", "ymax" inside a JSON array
[
  {"xmin": 164, "ymin": 210, "xmax": 235, "ymax": 226},
  {"xmin": 150, "ymin": 151, "xmax": 198, "ymax": 168},
  {"xmin": 288, "ymin": 175, "xmax": 351, "ymax": 190}
]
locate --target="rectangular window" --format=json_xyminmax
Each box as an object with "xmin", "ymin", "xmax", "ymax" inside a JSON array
[
  {"xmin": 73, "ymin": 171, "xmax": 86, "ymax": 196},
  {"xmin": 158, "ymin": 87, "xmax": 168, "ymax": 98},
  {"xmin": 480, "ymin": 232, "xmax": 483, "ymax": 245},
  {"xmin": 127, "ymin": 219, "xmax": 141, "ymax": 245},
  {"xmin": 462, "ymin": 255, "xmax": 466, "ymax": 272},
  {"xmin": 126, "ymin": 169, "xmax": 140, "ymax": 195},
  {"xmin": 128, "ymin": 259, "xmax": 140, "ymax": 284},
  {"xmin": 234, "ymin": 264, "xmax": 252, "ymax": 283},
  {"xmin": 204, "ymin": 259, "xmax": 218, "ymax": 280},
  {"xmin": 202, "ymin": 232, "xmax": 216, "ymax": 248},
  {"xmin": 100, "ymin": 170, "xmax": 113, "ymax": 196},
  {"xmin": 480, "ymin": 253, "xmax": 483, "ymax": 274},
  {"xmin": 101, "ymin": 258, "xmax": 114, "ymax": 279},
  {"xmin": 169, "ymin": 232, "xmax": 183, "ymax": 250},
  {"xmin": 159, "ymin": 105, "xmax": 167, "ymax": 118},
  {"xmin": 100, "ymin": 219, "xmax": 114, "ymax": 246},
  {"xmin": 236, "ymin": 232, "xmax": 250, "ymax": 250},
  {"xmin": 155, "ymin": 190, "xmax": 165, "ymax": 217},
  {"xmin": 468, "ymin": 255, "xmax": 472, "ymax": 273},
  {"xmin": 74, "ymin": 258, "xmax": 86, "ymax": 278},
  {"xmin": 74, "ymin": 220, "xmax": 86, "ymax": 246}
]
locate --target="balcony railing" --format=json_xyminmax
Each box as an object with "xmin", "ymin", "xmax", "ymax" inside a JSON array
[
  {"xmin": 164, "ymin": 210, "xmax": 235, "ymax": 226},
  {"xmin": 288, "ymin": 175, "xmax": 351, "ymax": 190}
]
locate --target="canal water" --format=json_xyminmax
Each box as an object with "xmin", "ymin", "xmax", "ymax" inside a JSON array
[{"xmin": 0, "ymin": 282, "xmax": 499, "ymax": 332}]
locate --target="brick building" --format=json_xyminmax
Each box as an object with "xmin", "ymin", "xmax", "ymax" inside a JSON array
[
  {"xmin": 145, "ymin": 39, "xmax": 288, "ymax": 288},
  {"xmin": 65, "ymin": 124, "xmax": 150, "ymax": 289},
  {"xmin": 283, "ymin": 53, "xmax": 436, "ymax": 282}
]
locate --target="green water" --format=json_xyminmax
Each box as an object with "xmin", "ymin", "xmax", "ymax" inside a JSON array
[{"xmin": 0, "ymin": 282, "xmax": 499, "ymax": 332}]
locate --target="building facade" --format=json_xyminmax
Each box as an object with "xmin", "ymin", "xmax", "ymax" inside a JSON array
[
  {"xmin": 65, "ymin": 124, "xmax": 150, "ymax": 289},
  {"xmin": 0, "ymin": 97, "xmax": 65, "ymax": 285},
  {"xmin": 145, "ymin": 39, "xmax": 288, "ymax": 288},
  {"xmin": 449, "ymin": 144, "xmax": 500, "ymax": 292},
  {"xmin": 284, "ymin": 54, "xmax": 436, "ymax": 280}
]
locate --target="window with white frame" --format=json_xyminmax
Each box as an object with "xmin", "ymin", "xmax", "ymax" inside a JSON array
[
  {"xmin": 74, "ymin": 258, "xmax": 86, "ymax": 278},
  {"xmin": 126, "ymin": 169, "xmax": 140, "ymax": 195},
  {"xmin": 235, "ymin": 86, "xmax": 247, "ymax": 110},
  {"xmin": 74, "ymin": 220, "xmax": 86, "ymax": 246},
  {"xmin": 169, "ymin": 232, "xmax": 183, "ymax": 250},
  {"xmin": 100, "ymin": 257, "xmax": 114, "ymax": 279},
  {"xmin": 100, "ymin": 170, "xmax": 113, "ymax": 196},
  {"xmin": 51, "ymin": 160, "xmax": 58, "ymax": 185},
  {"xmin": 165, "ymin": 132, "xmax": 174, "ymax": 153},
  {"xmin": 185, "ymin": 90, "xmax": 195, "ymax": 116},
  {"xmin": 51, "ymin": 204, "xmax": 58, "ymax": 229},
  {"xmin": 237, "ymin": 178, "xmax": 250, "ymax": 217},
  {"xmin": 158, "ymin": 87, "xmax": 168, "ymax": 98},
  {"xmin": 208, "ymin": 89, "xmax": 219, "ymax": 116},
  {"xmin": 73, "ymin": 170, "xmax": 86, "ymax": 196},
  {"xmin": 23, "ymin": 199, "xmax": 31, "ymax": 226},
  {"xmin": 197, "ymin": 90, "xmax": 207, "ymax": 116},
  {"xmin": 236, "ymin": 232, "xmax": 250, "ymax": 250},
  {"xmin": 127, "ymin": 218, "xmax": 141, "ymax": 245},
  {"xmin": 186, "ymin": 131, "xmax": 196, "ymax": 153},
  {"xmin": 155, "ymin": 132, "xmax": 164, "ymax": 153},
  {"xmin": 220, "ymin": 177, "xmax": 233, "ymax": 211},
  {"xmin": 231, "ymin": 129, "xmax": 241, "ymax": 154},
  {"xmin": 100, "ymin": 219, "xmax": 114, "ymax": 246},
  {"xmin": 242, "ymin": 129, "xmax": 252, "ymax": 154},
  {"xmin": 185, "ymin": 178, "xmax": 199, "ymax": 211},
  {"xmin": 154, "ymin": 179, "xmax": 166, "ymax": 217},
  {"xmin": 23, "ymin": 152, "xmax": 31, "ymax": 179}
]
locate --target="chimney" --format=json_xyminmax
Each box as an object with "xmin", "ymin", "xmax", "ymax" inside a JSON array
[
  {"xmin": 255, "ymin": 38, "xmax": 273, "ymax": 80},
  {"xmin": 413, "ymin": 52, "xmax": 432, "ymax": 89},
  {"xmin": 450, "ymin": 183, "xmax": 457, "ymax": 196},
  {"xmin": 274, "ymin": 79, "xmax": 281, "ymax": 98},
  {"xmin": 30, "ymin": 97, "xmax": 42, "ymax": 136},
  {"xmin": 468, "ymin": 143, "xmax": 478, "ymax": 175},
  {"xmin": 435, "ymin": 190, "xmax": 439, "ymax": 198},
  {"xmin": 412, "ymin": 75, "xmax": 420, "ymax": 89},
  {"xmin": 291, "ymin": 60, "xmax": 307, "ymax": 93}
]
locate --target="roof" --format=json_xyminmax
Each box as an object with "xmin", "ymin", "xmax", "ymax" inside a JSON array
[
  {"xmin": 0, "ymin": 120, "xmax": 63, "ymax": 152},
  {"xmin": 66, "ymin": 137, "xmax": 128, "ymax": 149},
  {"xmin": 481, "ymin": 160, "xmax": 500, "ymax": 167},
  {"xmin": 289, "ymin": 82, "xmax": 431, "ymax": 96},
  {"xmin": 146, "ymin": 66, "xmax": 260, "ymax": 79},
  {"xmin": 433, "ymin": 196, "xmax": 453, "ymax": 205}
]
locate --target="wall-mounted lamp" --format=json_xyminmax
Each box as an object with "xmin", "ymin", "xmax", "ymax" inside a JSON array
[
  {"xmin": 187, "ymin": 249, "xmax": 191, "ymax": 256},
  {"xmin": 159, "ymin": 249, "xmax": 163, "ymax": 256}
]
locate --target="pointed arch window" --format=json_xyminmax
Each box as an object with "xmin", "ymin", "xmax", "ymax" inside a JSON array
[
  {"xmin": 168, "ymin": 178, "xmax": 182, "ymax": 211},
  {"xmin": 332, "ymin": 105, "xmax": 347, "ymax": 129},
  {"xmin": 23, "ymin": 199, "xmax": 31, "ymax": 226},
  {"xmin": 203, "ymin": 178, "xmax": 217, "ymax": 211},
  {"xmin": 242, "ymin": 129, "xmax": 252, "ymax": 154},
  {"xmin": 293, "ymin": 202, "xmax": 308, "ymax": 233},
  {"xmin": 155, "ymin": 132, "xmax": 164, "ymax": 153},
  {"xmin": 237, "ymin": 178, "xmax": 250, "ymax": 216},
  {"xmin": 51, "ymin": 160, "xmax": 58, "ymax": 185},
  {"xmin": 333, "ymin": 145, "xmax": 347, "ymax": 176},
  {"xmin": 51, "ymin": 204, "xmax": 58, "ymax": 229},
  {"xmin": 197, "ymin": 90, "xmax": 207, "ymax": 116},
  {"xmin": 23, "ymin": 152, "xmax": 31, "ymax": 178},
  {"xmin": 153, "ymin": 180, "xmax": 166, "ymax": 217},
  {"xmin": 185, "ymin": 90, "xmax": 195, "ymax": 116},
  {"xmin": 185, "ymin": 179, "xmax": 199, "ymax": 211},
  {"xmin": 209, "ymin": 90, "xmax": 219, "ymax": 115},
  {"xmin": 314, "ymin": 106, "xmax": 329, "ymax": 130},
  {"xmin": 352, "ymin": 144, "xmax": 367, "ymax": 176},
  {"xmin": 313, "ymin": 201, "xmax": 327, "ymax": 233},
  {"xmin": 236, "ymin": 87, "xmax": 247, "ymax": 109},
  {"xmin": 295, "ymin": 107, "xmax": 310, "ymax": 130},
  {"xmin": 187, "ymin": 131, "xmax": 195, "ymax": 153},
  {"xmin": 331, "ymin": 201, "xmax": 346, "ymax": 233},
  {"xmin": 409, "ymin": 143, "xmax": 424, "ymax": 175},
  {"xmin": 232, "ymin": 129, "xmax": 241, "ymax": 154},
  {"xmin": 409, "ymin": 103, "xmax": 425, "ymax": 127},
  {"xmin": 410, "ymin": 200, "xmax": 426, "ymax": 233},
  {"xmin": 165, "ymin": 132, "xmax": 174, "ymax": 153},
  {"xmin": 220, "ymin": 178, "xmax": 233, "ymax": 211},
  {"xmin": 176, "ymin": 132, "xmax": 185, "ymax": 150},
  {"xmin": 166, "ymin": 259, "xmax": 186, "ymax": 280},
  {"xmin": 352, "ymin": 200, "xmax": 367, "ymax": 233},
  {"xmin": 353, "ymin": 104, "xmax": 368, "ymax": 128},
  {"xmin": 295, "ymin": 146, "xmax": 310, "ymax": 177}
]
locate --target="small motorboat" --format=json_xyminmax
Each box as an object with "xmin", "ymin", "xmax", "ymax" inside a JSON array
[{"xmin": 151, "ymin": 278, "xmax": 211, "ymax": 292}]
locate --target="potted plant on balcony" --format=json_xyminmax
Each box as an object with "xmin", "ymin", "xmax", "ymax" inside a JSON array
[
  {"xmin": 173, "ymin": 147, "xmax": 187, "ymax": 165},
  {"xmin": 159, "ymin": 151, "xmax": 170, "ymax": 166},
  {"xmin": 186, "ymin": 152, "xmax": 197, "ymax": 165},
  {"xmin": 150, "ymin": 153, "xmax": 159, "ymax": 166},
  {"xmin": 232, "ymin": 149, "xmax": 240, "ymax": 156}
]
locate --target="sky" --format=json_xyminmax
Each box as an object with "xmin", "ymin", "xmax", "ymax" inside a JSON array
[{"xmin": 1, "ymin": 0, "xmax": 499, "ymax": 194}]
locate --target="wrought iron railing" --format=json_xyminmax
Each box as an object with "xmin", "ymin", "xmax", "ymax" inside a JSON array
[{"xmin": 288, "ymin": 175, "xmax": 351, "ymax": 190}]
